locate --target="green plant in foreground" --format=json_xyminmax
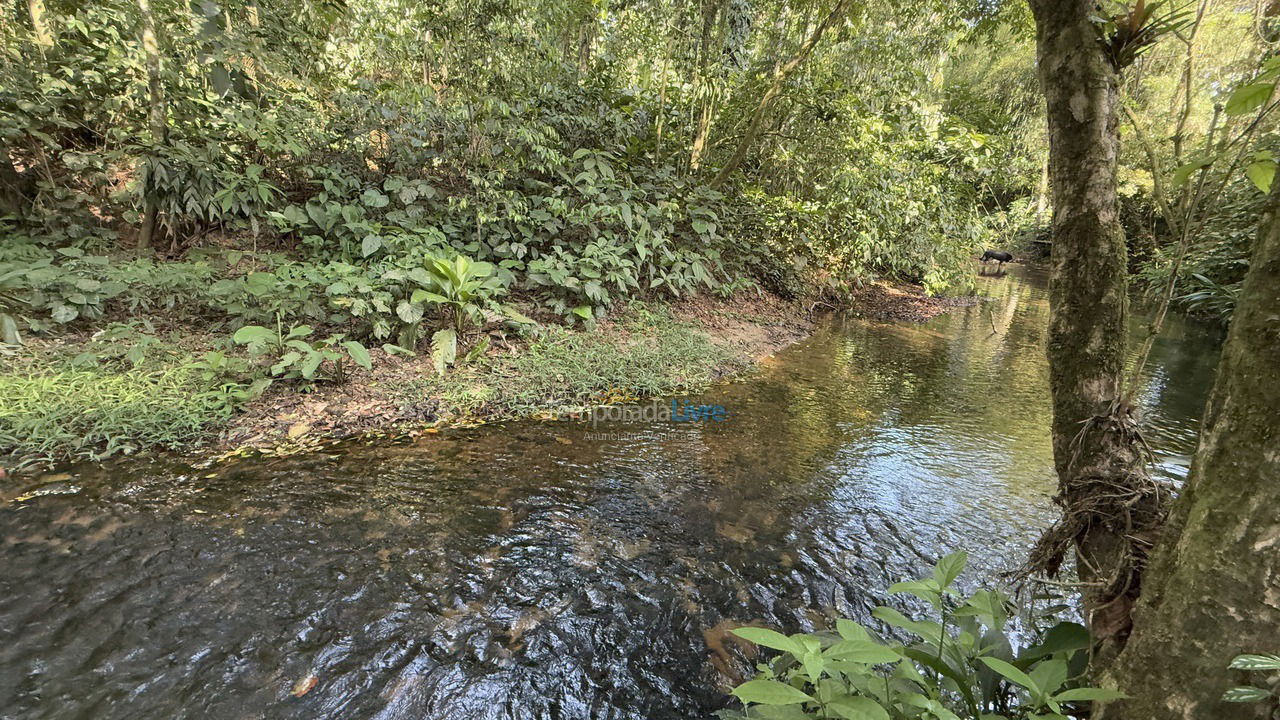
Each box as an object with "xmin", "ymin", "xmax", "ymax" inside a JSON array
[
  {"xmin": 1223, "ymin": 653, "xmax": 1280, "ymax": 706},
  {"xmin": 722, "ymin": 552, "xmax": 1123, "ymax": 720}
]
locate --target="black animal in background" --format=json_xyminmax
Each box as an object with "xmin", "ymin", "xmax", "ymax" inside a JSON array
[{"xmin": 980, "ymin": 250, "xmax": 1013, "ymax": 266}]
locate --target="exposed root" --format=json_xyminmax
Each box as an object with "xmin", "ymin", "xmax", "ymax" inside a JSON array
[{"xmin": 1024, "ymin": 403, "xmax": 1173, "ymax": 651}]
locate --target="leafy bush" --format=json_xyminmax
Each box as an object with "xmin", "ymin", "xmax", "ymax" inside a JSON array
[
  {"xmin": 720, "ymin": 553, "xmax": 1122, "ymax": 720},
  {"xmin": 232, "ymin": 321, "xmax": 372, "ymax": 383}
]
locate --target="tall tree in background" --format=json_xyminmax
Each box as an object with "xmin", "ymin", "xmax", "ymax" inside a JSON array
[
  {"xmin": 136, "ymin": 0, "xmax": 166, "ymax": 250},
  {"xmin": 1097, "ymin": 180, "xmax": 1280, "ymax": 719},
  {"xmin": 1026, "ymin": 0, "xmax": 1164, "ymax": 660}
]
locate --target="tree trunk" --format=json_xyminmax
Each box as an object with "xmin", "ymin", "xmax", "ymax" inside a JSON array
[
  {"xmin": 1027, "ymin": 0, "xmax": 1162, "ymax": 660},
  {"xmin": 709, "ymin": 0, "xmax": 847, "ymax": 188},
  {"xmin": 689, "ymin": 0, "xmax": 727, "ymax": 172},
  {"xmin": 137, "ymin": 0, "xmax": 166, "ymax": 250},
  {"xmin": 1098, "ymin": 180, "xmax": 1280, "ymax": 720}
]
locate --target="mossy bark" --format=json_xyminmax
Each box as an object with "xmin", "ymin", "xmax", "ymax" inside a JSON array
[
  {"xmin": 1100, "ymin": 177, "xmax": 1280, "ymax": 720},
  {"xmin": 1028, "ymin": 0, "xmax": 1158, "ymax": 657}
]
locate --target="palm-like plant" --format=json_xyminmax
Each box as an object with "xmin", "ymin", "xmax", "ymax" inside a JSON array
[{"xmin": 409, "ymin": 255, "xmax": 504, "ymax": 332}]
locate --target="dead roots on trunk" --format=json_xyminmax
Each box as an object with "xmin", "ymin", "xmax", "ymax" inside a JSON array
[{"xmin": 1026, "ymin": 403, "xmax": 1171, "ymax": 658}]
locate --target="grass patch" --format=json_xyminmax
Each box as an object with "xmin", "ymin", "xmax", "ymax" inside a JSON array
[
  {"xmin": 411, "ymin": 304, "xmax": 745, "ymax": 419},
  {"xmin": 0, "ymin": 363, "xmax": 238, "ymax": 467}
]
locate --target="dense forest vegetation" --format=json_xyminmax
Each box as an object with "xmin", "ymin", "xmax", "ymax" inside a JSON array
[
  {"xmin": 2, "ymin": 0, "xmax": 1274, "ymax": 463},
  {"xmin": 2, "ymin": 1, "xmax": 1280, "ymax": 719}
]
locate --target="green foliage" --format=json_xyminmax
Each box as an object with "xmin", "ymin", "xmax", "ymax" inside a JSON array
[
  {"xmin": 1222, "ymin": 653, "xmax": 1280, "ymax": 706},
  {"xmin": 232, "ymin": 320, "xmax": 372, "ymax": 383},
  {"xmin": 720, "ymin": 553, "xmax": 1121, "ymax": 720},
  {"xmin": 410, "ymin": 303, "xmax": 740, "ymax": 418},
  {"xmin": 0, "ymin": 363, "xmax": 241, "ymax": 466},
  {"xmin": 405, "ymin": 255, "xmax": 505, "ymax": 332}
]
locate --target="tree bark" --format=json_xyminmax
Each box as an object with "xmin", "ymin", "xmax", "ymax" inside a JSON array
[
  {"xmin": 137, "ymin": 0, "xmax": 166, "ymax": 250},
  {"xmin": 1027, "ymin": 0, "xmax": 1162, "ymax": 660},
  {"xmin": 1099, "ymin": 179, "xmax": 1280, "ymax": 720}
]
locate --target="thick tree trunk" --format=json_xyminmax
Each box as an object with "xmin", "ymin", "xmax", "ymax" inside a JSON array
[
  {"xmin": 1027, "ymin": 0, "xmax": 1162, "ymax": 659},
  {"xmin": 1099, "ymin": 180, "xmax": 1280, "ymax": 720}
]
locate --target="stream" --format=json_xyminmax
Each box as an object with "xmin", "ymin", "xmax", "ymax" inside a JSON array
[{"xmin": 0, "ymin": 266, "xmax": 1222, "ymax": 720}]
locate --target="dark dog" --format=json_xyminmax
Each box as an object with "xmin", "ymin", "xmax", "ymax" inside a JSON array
[{"xmin": 980, "ymin": 250, "xmax": 1013, "ymax": 265}]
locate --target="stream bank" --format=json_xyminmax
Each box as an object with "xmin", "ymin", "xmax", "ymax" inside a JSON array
[{"xmin": 1, "ymin": 281, "xmax": 959, "ymax": 474}]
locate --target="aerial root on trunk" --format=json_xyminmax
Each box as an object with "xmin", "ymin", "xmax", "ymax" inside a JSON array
[{"xmin": 1022, "ymin": 405, "xmax": 1173, "ymax": 647}]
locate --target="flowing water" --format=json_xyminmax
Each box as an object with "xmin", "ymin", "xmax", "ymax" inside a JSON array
[{"xmin": 0, "ymin": 267, "xmax": 1222, "ymax": 720}]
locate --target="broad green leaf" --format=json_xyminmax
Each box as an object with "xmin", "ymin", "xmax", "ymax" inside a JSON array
[
  {"xmin": 1053, "ymin": 687, "xmax": 1127, "ymax": 702},
  {"xmin": 889, "ymin": 579, "xmax": 942, "ymax": 607},
  {"xmin": 954, "ymin": 589, "xmax": 1007, "ymax": 630},
  {"xmin": 1028, "ymin": 659, "xmax": 1068, "ymax": 698},
  {"xmin": 411, "ymin": 289, "xmax": 450, "ymax": 305},
  {"xmin": 1172, "ymin": 158, "xmax": 1211, "ymax": 188},
  {"xmin": 933, "ymin": 550, "xmax": 967, "ymax": 588},
  {"xmin": 571, "ymin": 305, "xmax": 593, "ymax": 319},
  {"xmin": 502, "ymin": 306, "xmax": 536, "ymax": 325},
  {"xmin": 800, "ymin": 650, "xmax": 825, "ymax": 680},
  {"xmin": 827, "ymin": 695, "xmax": 890, "ymax": 720},
  {"xmin": 51, "ymin": 304, "xmax": 78, "ymax": 323},
  {"xmin": 1, "ymin": 314, "xmax": 21, "ymax": 345},
  {"xmin": 361, "ymin": 189, "xmax": 389, "ymax": 208},
  {"xmin": 299, "ymin": 351, "xmax": 324, "ymax": 379},
  {"xmin": 396, "ymin": 300, "xmax": 424, "ymax": 324},
  {"xmin": 361, "ymin": 235, "xmax": 383, "ymax": 257},
  {"xmin": 979, "ymin": 656, "xmax": 1038, "ymax": 694},
  {"xmin": 1246, "ymin": 160, "xmax": 1276, "ymax": 193},
  {"xmin": 233, "ymin": 325, "xmax": 274, "ymax": 345},
  {"xmin": 341, "ymin": 341, "xmax": 371, "ymax": 369},
  {"xmin": 823, "ymin": 639, "xmax": 901, "ymax": 664},
  {"xmin": 751, "ymin": 706, "xmax": 811, "ymax": 719},
  {"xmin": 872, "ymin": 606, "xmax": 944, "ymax": 643},
  {"xmin": 431, "ymin": 328, "xmax": 457, "ymax": 374},
  {"xmin": 271, "ymin": 351, "xmax": 301, "ymax": 376},
  {"xmin": 1225, "ymin": 82, "xmax": 1275, "ymax": 116},
  {"xmin": 836, "ymin": 619, "xmax": 871, "ymax": 642},
  {"xmin": 730, "ymin": 679, "xmax": 813, "ymax": 706},
  {"xmin": 902, "ymin": 647, "xmax": 976, "ymax": 708},
  {"xmin": 1021, "ymin": 622, "xmax": 1090, "ymax": 660},
  {"xmin": 731, "ymin": 627, "xmax": 805, "ymax": 655},
  {"xmin": 902, "ymin": 693, "xmax": 963, "ymax": 720},
  {"xmin": 1229, "ymin": 654, "xmax": 1280, "ymax": 671}
]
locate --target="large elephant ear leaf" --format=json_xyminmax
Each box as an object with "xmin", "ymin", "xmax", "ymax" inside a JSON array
[{"xmin": 431, "ymin": 329, "xmax": 457, "ymax": 374}]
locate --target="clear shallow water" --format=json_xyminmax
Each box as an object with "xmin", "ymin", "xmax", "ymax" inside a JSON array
[{"xmin": 0, "ymin": 267, "xmax": 1221, "ymax": 720}]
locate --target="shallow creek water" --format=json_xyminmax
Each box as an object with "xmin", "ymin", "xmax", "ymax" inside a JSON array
[{"xmin": 0, "ymin": 266, "xmax": 1222, "ymax": 720}]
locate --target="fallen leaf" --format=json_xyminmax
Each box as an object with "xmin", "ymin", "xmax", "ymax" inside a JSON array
[{"xmin": 291, "ymin": 673, "xmax": 318, "ymax": 697}]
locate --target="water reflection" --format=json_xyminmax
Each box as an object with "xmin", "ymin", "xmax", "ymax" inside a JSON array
[{"xmin": 0, "ymin": 267, "xmax": 1221, "ymax": 720}]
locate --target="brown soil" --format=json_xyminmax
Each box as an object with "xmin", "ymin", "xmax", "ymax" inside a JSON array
[{"xmin": 843, "ymin": 281, "xmax": 978, "ymax": 323}]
